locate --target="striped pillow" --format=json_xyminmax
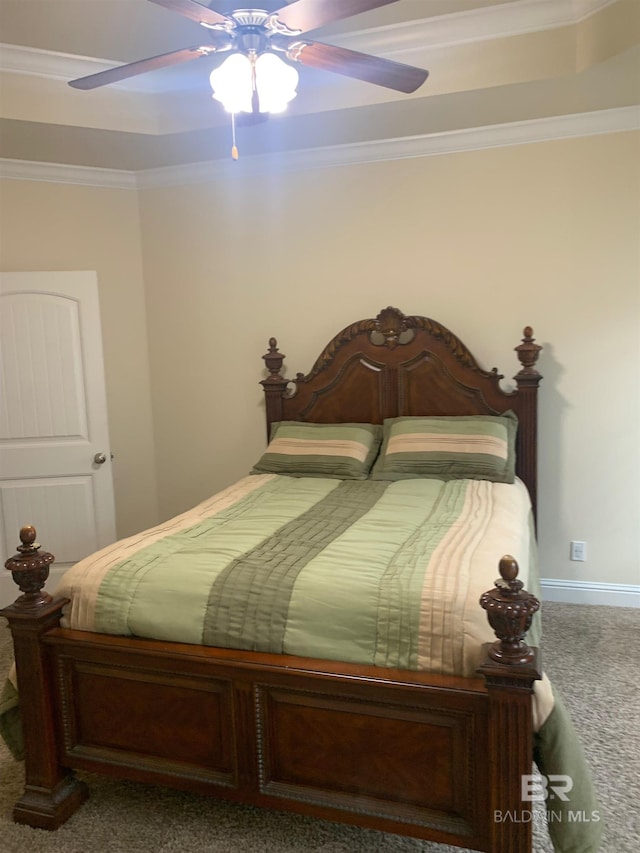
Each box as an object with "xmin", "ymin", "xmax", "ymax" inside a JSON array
[
  {"xmin": 251, "ymin": 422, "xmax": 383, "ymax": 479},
  {"xmin": 370, "ymin": 413, "xmax": 517, "ymax": 483}
]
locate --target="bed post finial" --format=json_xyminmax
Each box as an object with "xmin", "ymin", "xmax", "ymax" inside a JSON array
[
  {"xmin": 4, "ymin": 525, "xmax": 54, "ymax": 609},
  {"xmin": 479, "ymin": 555, "xmax": 540, "ymax": 665},
  {"xmin": 261, "ymin": 338, "xmax": 289, "ymax": 440},
  {"xmin": 515, "ymin": 327, "xmax": 542, "ymax": 377},
  {"xmin": 262, "ymin": 337, "xmax": 285, "ymax": 378}
]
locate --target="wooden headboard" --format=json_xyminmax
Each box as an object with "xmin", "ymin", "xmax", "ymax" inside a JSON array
[{"xmin": 261, "ymin": 306, "xmax": 542, "ymax": 515}]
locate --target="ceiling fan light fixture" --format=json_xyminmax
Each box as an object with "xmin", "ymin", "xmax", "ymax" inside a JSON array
[{"xmin": 210, "ymin": 50, "xmax": 298, "ymax": 115}]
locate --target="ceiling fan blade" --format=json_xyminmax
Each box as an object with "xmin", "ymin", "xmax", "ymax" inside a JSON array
[
  {"xmin": 274, "ymin": 0, "xmax": 401, "ymax": 35},
  {"xmin": 147, "ymin": 0, "xmax": 230, "ymax": 28},
  {"xmin": 289, "ymin": 41, "xmax": 428, "ymax": 93},
  {"xmin": 68, "ymin": 45, "xmax": 221, "ymax": 90}
]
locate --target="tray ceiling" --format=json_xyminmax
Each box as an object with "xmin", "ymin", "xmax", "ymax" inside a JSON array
[{"xmin": 0, "ymin": 0, "xmax": 638, "ymax": 173}]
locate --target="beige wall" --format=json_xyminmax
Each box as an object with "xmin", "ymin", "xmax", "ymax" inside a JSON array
[
  {"xmin": 1, "ymin": 132, "xmax": 637, "ymax": 590},
  {"xmin": 0, "ymin": 179, "xmax": 159, "ymax": 538},
  {"xmin": 138, "ymin": 131, "xmax": 640, "ymax": 588}
]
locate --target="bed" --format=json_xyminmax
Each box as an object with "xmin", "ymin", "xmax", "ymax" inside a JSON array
[{"xmin": 0, "ymin": 307, "xmax": 600, "ymax": 853}]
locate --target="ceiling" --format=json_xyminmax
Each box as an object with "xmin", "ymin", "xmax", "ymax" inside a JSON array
[{"xmin": 0, "ymin": 0, "xmax": 638, "ymax": 173}]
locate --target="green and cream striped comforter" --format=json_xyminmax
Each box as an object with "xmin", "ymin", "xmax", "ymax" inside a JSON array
[
  {"xmin": 57, "ymin": 473, "xmax": 535, "ymax": 676},
  {"xmin": 1, "ymin": 474, "xmax": 603, "ymax": 852}
]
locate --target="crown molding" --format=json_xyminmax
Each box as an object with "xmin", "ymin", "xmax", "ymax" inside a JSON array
[
  {"xmin": 0, "ymin": 158, "xmax": 136, "ymax": 189},
  {"xmin": 136, "ymin": 106, "xmax": 640, "ymax": 187},
  {"xmin": 0, "ymin": 42, "xmax": 115, "ymax": 82},
  {"xmin": 339, "ymin": 0, "xmax": 617, "ymax": 56},
  {"xmin": 1, "ymin": 106, "xmax": 637, "ymax": 189},
  {"xmin": 0, "ymin": 0, "xmax": 618, "ymax": 86}
]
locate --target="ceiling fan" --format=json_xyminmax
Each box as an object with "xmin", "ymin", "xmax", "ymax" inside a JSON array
[{"xmin": 68, "ymin": 0, "xmax": 429, "ymax": 108}]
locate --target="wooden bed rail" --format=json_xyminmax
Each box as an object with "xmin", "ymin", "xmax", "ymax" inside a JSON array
[{"xmin": 3, "ymin": 528, "xmax": 542, "ymax": 852}]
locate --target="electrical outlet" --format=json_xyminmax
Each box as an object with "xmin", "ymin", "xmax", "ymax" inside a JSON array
[{"xmin": 570, "ymin": 541, "xmax": 587, "ymax": 562}]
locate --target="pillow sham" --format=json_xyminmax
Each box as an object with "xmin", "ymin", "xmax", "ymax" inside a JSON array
[
  {"xmin": 370, "ymin": 412, "xmax": 517, "ymax": 483},
  {"xmin": 251, "ymin": 421, "xmax": 383, "ymax": 479}
]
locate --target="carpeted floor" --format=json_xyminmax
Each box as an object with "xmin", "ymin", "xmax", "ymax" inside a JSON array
[{"xmin": 0, "ymin": 603, "xmax": 637, "ymax": 852}]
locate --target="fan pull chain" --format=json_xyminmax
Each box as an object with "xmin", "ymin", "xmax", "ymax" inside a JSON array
[{"xmin": 231, "ymin": 112, "xmax": 239, "ymax": 161}]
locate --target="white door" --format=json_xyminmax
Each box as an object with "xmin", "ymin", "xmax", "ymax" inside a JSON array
[{"xmin": 0, "ymin": 271, "xmax": 116, "ymax": 606}]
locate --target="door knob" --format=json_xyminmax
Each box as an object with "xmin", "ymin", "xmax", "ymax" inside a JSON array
[{"xmin": 94, "ymin": 452, "xmax": 107, "ymax": 464}]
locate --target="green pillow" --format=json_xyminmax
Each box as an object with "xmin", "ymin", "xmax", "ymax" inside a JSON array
[
  {"xmin": 370, "ymin": 413, "xmax": 517, "ymax": 483},
  {"xmin": 251, "ymin": 422, "xmax": 383, "ymax": 479}
]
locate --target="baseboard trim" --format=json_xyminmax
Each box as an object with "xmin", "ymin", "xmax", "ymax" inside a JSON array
[{"xmin": 541, "ymin": 578, "xmax": 640, "ymax": 608}]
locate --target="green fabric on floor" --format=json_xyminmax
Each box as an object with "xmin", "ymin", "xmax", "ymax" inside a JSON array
[{"xmin": 535, "ymin": 688, "xmax": 603, "ymax": 852}]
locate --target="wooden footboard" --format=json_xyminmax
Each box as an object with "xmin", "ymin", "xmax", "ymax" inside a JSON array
[{"xmin": 2, "ymin": 528, "xmax": 541, "ymax": 853}]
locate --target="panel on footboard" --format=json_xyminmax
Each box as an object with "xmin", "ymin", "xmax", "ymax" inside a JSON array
[
  {"xmin": 256, "ymin": 683, "xmax": 491, "ymax": 847},
  {"xmin": 56, "ymin": 655, "xmax": 239, "ymax": 790}
]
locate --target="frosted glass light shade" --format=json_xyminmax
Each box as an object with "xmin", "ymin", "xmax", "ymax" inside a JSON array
[
  {"xmin": 209, "ymin": 52, "xmax": 299, "ymax": 114},
  {"xmin": 210, "ymin": 54, "xmax": 253, "ymax": 114},
  {"xmin": 255, "ymin": 53, "xmax": 299, "ymax": 113}
]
